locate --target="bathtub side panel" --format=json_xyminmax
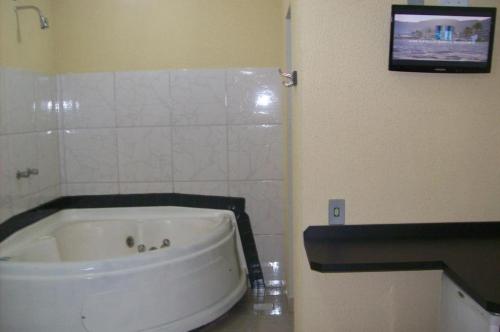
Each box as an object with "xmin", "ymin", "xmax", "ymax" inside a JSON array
[
  {"xmin": 82, "ymin": 237, "xmax": 242, "ymax": 332},
  {"xmin": 0, "ymin": 277, "xmax": 90, "ymax": 332},
  {"xmin": 0, "ymin": 224, "xmax": 245, "ymax": 332}
]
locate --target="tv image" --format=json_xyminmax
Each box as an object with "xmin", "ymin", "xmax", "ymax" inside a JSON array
[{"xmin": 389, "ymin": 5, "xmax": 497, "ymax": 73}]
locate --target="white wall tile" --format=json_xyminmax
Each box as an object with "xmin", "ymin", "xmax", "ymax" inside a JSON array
[
  {"xmin": 38, "ymin": 185, "xmax": 61, "ymax": 205},
  {"xmin": 7, "ymin": 133, "xmax": 40, "ymax": 199},
  {"xmin": 227, "ymin": 68, "xmax": 282, "ymax": 125},
  {"xmin": 64, "ymin": 129, "xmax": 118, "ymax": 182},
  {"xmin": 65, "ymin": 183, "xmax": 119, "ymax": 196},
  {"xmin": 0, "ymin": 205, "xmax": 11, "ymax": 224},
  {"xmin": 172, "ymin": 126, "xmax": 227, "ymax": 181},
  {"xmin": 10, "ymin": 192, "xmax": 40, "ymax": 216},
  {"xmin": 228, "ymin": 125, "xmax": 283, "ymax": 180},
  {"xmin": 117, "ymin": 127, "xmax": 172, "ymax": 182},
  {"xmin": 171, "ymin": 69, "xmax": 227, "ymax": 126},
  {"xmin": 35, "ymin": 74, "xmax": 58, "ymax": 131},
  {"xmin": 0, "ymin": 135, "xmax": 10, "ymax": 198},
  {"xmin": 57, "ymin": 130, "xmax": 67, "ymax": 185},
  {"xmin": 119, "ymin": 182, "xmax": 174, "ymax": 194},
  {"xmin": 172, "ymin": 101, "xmax": 227, "ymax": 126},
  {"xmin": 38, "ymin": 130, "xmax": 60, "ymax": 190},
  {"xmin": 0, "ymin": 69, "xmax": 36, "ymax": 134},
  {"xmin": 56, "ymin": 75, "xmax": 64, "ymax": 130},
  {"xmin": 0, "ymin": 66, "xmax": 287, "ymax": 285},
  {"xmin": 0, "ymin": 69, "xmax": 61, "ymax": 221},
  {"xmin": 171, "ymin": 69, "xmax": 226, "ymax": 104},
  {"xmin": 0, "ymin": 135, "xmax": 11, "ymax": 222},
  {"xmin": 61, "ymin": 73, "xmax": 115, "ymax": 129},
  {"xmin": 174, "ymin": 181, "xmax": 228, "ymax": 196},
  {"xmin": 229, "ymin": 181, "xmax": 284, "ymax": 235},
  {"xmin": 115, "ymin": 71, "xmax": 172, "ymax": 127}
]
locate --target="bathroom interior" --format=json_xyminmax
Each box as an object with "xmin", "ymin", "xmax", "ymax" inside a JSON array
[{"xmin": 0, "ymin": 0, "xmax": 499, "ymax": 331}]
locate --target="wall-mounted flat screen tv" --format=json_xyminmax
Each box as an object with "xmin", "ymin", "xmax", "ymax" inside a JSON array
[{"xmin": 389, "ymin": 5, "xmax": 496, "ymax": 73}]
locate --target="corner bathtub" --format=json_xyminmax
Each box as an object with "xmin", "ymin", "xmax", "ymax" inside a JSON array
[{"xmin": 0, "ymin": 206, "xmax": 248, "ymax": 332}]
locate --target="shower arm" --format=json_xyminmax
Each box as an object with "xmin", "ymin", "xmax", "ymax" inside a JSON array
[
  {"xmin": 14, "ymin": 5, "xmax": 42, "ymax": 16},
  {"xmin": 14, "ymin": 5, "xmax": 49, "ymax": 29}
]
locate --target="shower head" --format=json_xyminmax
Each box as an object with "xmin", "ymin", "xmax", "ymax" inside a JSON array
[
  {"xmin": 14, "ymin": 5, "xmax": 49, "ymax": 30},
  {"xmin": 39, "ymin": 14, "xmax": 49, "ymax": 29}
]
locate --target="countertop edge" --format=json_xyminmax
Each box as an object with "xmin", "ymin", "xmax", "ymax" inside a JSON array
[{"xmin": 304, "ymin": 223, "xmax": 500, "ymax": 315}]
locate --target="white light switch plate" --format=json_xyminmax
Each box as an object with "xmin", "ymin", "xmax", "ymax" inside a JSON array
[
  {"xmin": 328, "ymin": 199, "xmax": 345, "ymax": 225},
  {"xmin": 439, "ymin": 0, "xmax": 469, "ymax": 6}
]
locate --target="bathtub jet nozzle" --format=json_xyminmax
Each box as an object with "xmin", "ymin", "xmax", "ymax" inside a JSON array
[{"xmin": 126, "ymin": 236, "xmax": 135, "ymax": 248}]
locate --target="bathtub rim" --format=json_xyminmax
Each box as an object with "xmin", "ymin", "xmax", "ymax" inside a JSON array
[
  {"xmin": 0, "ymin": 206, "xmax": 247, "ymax": 278},
  {"xmin": 0, "ymin": 206, "xmax": 233, "ymax": 253},
  {"xmin": 0, "ymin": 193, "xmax": 264, "ymax": 288}
]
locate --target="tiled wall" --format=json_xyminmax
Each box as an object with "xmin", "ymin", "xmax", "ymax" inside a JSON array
[
  {"xmin": 58, "ymin": 68, "xmax": 286, "ymax": 286},
  {"xmin": 0, "ymin": 67, "xmax": 285, "ymax": 287},
  {"xmin": 0, "ymin": 68, "xmax": 61, "ymax": 222}
]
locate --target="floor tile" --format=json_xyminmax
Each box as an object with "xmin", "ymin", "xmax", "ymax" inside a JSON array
[{"xmin": 196, "ymin": 287, "xmax": 293, "ymax": 332}]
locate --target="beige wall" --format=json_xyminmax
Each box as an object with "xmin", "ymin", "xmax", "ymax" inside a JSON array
[
  {"xmin": 1, "ymin": 0, "xmax": 283, "ymax": 73},
  {"xmin": 292, "ymin": 0, "xmax": 500, "ymax": 331},
  {"xmin": 52, "ymin": 0, "xmax": 283, "ymax": 73},
  {"xmin": 0, "ymin": 0, "xmax": 55, "ymax": 72},
  {"xmin": 0, "ymin": 2, "xmax": 3, "ymax": 66}
]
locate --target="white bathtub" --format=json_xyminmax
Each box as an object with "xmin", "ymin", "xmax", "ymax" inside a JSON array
[{"xmin": 0, "ymin": 206, "xmax": 248, "ymax": 332}]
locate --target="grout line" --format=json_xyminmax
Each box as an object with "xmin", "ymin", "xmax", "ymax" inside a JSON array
[
  {"xmin": 63, "ymin": 179, "xmax": 284, "ymax": 185},
  {"xmin": 57, "ymin": 74, "xmax": 68, "ymax": 194},
  {"xmin": 0, "ymin": 127, "xmax": 62, "ymax": 137},
  {"xmin": 55, "ymin": 123, "xmax": 283, "ymax": 131},
  {"xmin": 2, "ymin": 68, "xmax": 285, "ymax": 230},
  {"xmin": 168, "ymin": 71, "xmax": 176, "ymax": 192},
  {"xmin": 224, "ymin": 70, "xmax": 230, "ymax": 196},
  {"xmin": 5, "ymin": 183, "xmax": 60, "ymax": 202},
  {"xmin": 112, "ymin": 72, "xmax": 122, "ymax": 193}
]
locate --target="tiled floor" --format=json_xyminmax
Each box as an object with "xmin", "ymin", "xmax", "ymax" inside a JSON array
[{"xmin": 196, "ymin": 287, "xmax": 294, "ymax": 332}]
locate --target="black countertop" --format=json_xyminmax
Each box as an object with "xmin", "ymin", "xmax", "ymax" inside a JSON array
[{"xmin": 303, "ymin": 222, "xmax": 500, "ymax": 314}]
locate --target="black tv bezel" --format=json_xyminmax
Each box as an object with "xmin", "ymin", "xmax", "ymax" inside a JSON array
[{"xmin": 389, "ymin": 5, "xmax": 497, "ymax": 73}]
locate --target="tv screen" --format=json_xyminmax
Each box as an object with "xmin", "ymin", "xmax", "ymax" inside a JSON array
[{"xmin": 389, "ymin": 5, "xmax": 496, "ymax": 73}]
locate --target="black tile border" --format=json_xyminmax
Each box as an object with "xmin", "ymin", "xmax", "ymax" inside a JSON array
[{"xmin": 0, "ymin": 193, "xmax": 265, "ymax": 288}]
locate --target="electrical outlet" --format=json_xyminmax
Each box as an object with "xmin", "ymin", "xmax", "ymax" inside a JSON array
[
  {"xmin": 438, "ymin": 0, "xmax": 469, "ymax": 7},
  {"xmin": 328, "ymin": 199, "xmax": 345, "ymax": 225}
]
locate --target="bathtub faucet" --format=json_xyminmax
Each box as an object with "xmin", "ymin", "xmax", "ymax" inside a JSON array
[{"xmin": 16, "ymin": 168, "xmax": 39, "ymax": 179}]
